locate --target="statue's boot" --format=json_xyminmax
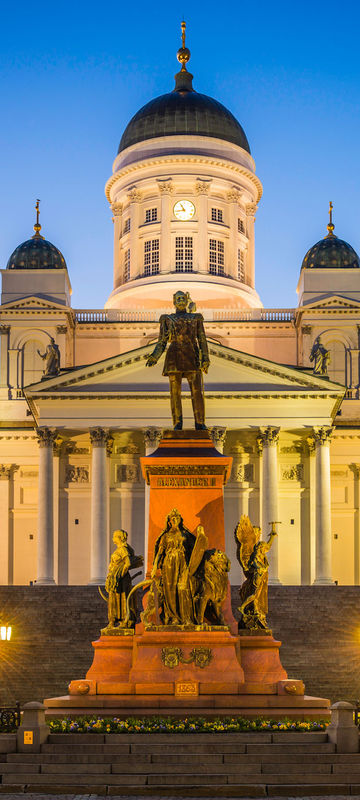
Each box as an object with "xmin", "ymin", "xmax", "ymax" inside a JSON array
[
  {"xmin": 174, "ymin": 417, "xmax": 183, "ymax": 430},
  {"xmin": 195, "ymin": 422, "xmax": 207, "ymax": 430}
]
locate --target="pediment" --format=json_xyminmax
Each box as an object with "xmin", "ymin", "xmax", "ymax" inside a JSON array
[
  {"xmin": 0, "ymin": 296, "xmax": 71, "ymax": 312},
  {"xmin": 299, "ymin": 294, "xmax": 360, "ymax": 311},
  {"xmin": 24, "ymin": 341, "xmax": 343, "ymax": 397}
]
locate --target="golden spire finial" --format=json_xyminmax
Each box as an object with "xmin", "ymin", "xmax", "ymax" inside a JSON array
[
  {"xmin": 327, "ymin": 200, "xmax": 335, "ymax": 237},
  {"xmin": 33, "ymin": 198, "xmax": 43, "ymax": 238},
  {"xmin": 177, "ymin": 19, "xmax": 190, "ymax": 72}
]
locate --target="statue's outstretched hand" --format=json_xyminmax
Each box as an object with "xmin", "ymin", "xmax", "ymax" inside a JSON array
[{"xmin": 146, "ymin": 355, "xmax": 157, "ymax": 367}]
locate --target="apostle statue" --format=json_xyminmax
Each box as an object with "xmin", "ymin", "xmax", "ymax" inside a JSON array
[
  {"xmin": 100, "ymin": 529, "xmax": 143, "ymax": 634},
  {"xmin": 145, "ymin": 291, "xmax": 210, "ymax": 430},
  {"xmin": 309, "ymin": 337, "xmax": 330, "ymax": 376},
  {"xmin": 38, "ymin": 337, "xmax": 61, "ymax": 378},
  {"xmin": 235, "ymin": 515, "xmax": 277, "ymax": 631}
]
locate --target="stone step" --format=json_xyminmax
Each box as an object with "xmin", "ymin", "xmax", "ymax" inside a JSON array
[
  {"xmin": 245, "ymin": 743, "xmax": 335, "ymax": 753},
  {"xmin": 6, "ymin": 750, "xmax": 360, "ymax": 765},
  {"xmin": 47, "ymin": 731, "xmax": 328, "ymax": 745},
  {"xmin": 42, "ymin": 743, "xmax": 131, "ymax": 753}
]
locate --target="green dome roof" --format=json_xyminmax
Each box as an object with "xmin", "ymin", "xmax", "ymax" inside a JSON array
[
  {"xmin": 118, "ymin": 55, "xmax": 250, "ymax": 155},
  {"xmin": 7, "ymin": 235, "xmax": 67, "ymax": 270},
  {"xmin": 301, "ymin": 235, "xmax": 360, "ymax": 271}
]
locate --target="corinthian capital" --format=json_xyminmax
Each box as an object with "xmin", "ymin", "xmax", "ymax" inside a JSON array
[
  {"xmin": 210, "ymin": 426, "xmax": 227, "ymax": 451},
  {"xmin": 144, "ymin": 426, "xmax": 162, "ymax": 451},
  {"xmin": 313, "ymin": 426, "xmax": 333, "ymax": 446},
  {"xmin": 258, "ymin": 426, "xmax": 280, "ymax": 447},
  {"xmin": 195, "ymin": 179, "xmax": 211, "ymax": 195},
  {"xmin": 245, "ymin": 202, "xmax": 258, "ymax": 218},
  {"xmin": 127, "ymin": 187, "xmax": 142, "ymax": 203},
  {"xmin": 37, "ymin": 428, "xmax": 58, "ymax": 448},
  {"xmin": 226, "ymin": 188, "xmax": 241, "ymax": 203},
  {"xmin": 157, "ymin": 179, "xmax": 173, "ymax": 194},
  {"xmin": 90, "ymin": 427, "xmax": 110, "ymax": 448},
  {"xmin": 0, "ymin": 464, "xmax": 18, "ymax": 480},
  {"xmin": 111, "ymin": 202, "xmax": 123, "ymax": 217}
]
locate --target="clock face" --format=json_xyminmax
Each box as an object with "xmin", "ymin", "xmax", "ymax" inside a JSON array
[{"xmin": 173, "ymin": 200, "xmax": 195, "ymax": 221}]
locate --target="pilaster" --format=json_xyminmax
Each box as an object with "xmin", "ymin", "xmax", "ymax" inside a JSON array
[
  {"xmin": 195, "ymin": 180, "xmax": 211, "ymax": 273},
  {"xmin": 157, "ymin": 179, "xmax": 173, "ymax": 273}
]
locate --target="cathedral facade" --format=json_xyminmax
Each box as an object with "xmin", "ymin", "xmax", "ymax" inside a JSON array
[{"xmin": 1, "ymin": 29, "xmax": 359, "ymax": 589}]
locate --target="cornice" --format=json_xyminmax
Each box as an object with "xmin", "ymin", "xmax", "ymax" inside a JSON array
[
  {"xmin": 105, "ymin": 155, "xmax": 263, "ymax": 204},
  {"xmin": 29, "ymin": 391, "xmax": 341, "ymax": 401}
]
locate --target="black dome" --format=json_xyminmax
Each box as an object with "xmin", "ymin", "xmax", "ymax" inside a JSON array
[
  {"xmin": 6, "ymin": 235, "xmax": 67, "ymax": 270},
  {"xmin": 118, "ymin": 78, "xmax": 250, "ymax": 154},
  {"xmin": 301, "ymin": 234, "xmax": 360, "ymax": 270}
]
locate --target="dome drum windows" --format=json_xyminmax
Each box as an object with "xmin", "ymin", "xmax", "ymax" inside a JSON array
[
  {"xmin": 144, "ymin": 239, "xmax": 160, "ymax": 276},
  {"xmin": 145, "ymin": 207, "xmax": 158, "ymax": 223},
  {"xmin": 238, "ymin": 249, "xmax": 245, "ymax": 282},
  {"xmin": 211, "ymin": 207, "xmax": 224, "ymax": 223},
  {"xmin": 175, "ymin": 236, "xmax": 193, "ymax": 272},
  {"xmin": 124, "ymin": 249, "xmax": 130, "ymax": 283},
  {"xmin": 123, "ymin": 218, "xmax": 131, "ymax": 235},
  {"xmin": 209, "ymin": 239, "xmax": 225, "ymax": 276},
  {"xmin": 238, "ymin": 217, "xmax": 245, "ymax": 234}
]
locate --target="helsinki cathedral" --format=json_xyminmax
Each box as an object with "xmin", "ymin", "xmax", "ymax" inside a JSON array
[{"xmin": 1, "ymin": 25, "xmax": 360, "ymax": 589}]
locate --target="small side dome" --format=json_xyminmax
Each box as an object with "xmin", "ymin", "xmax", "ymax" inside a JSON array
[
  {"xmin": 301, "ymin": 202, "xmax": 360, "ymax": 270},
  {"xmin": 6, "ymin": 201, "xmax": 67, "ymax": 270}
]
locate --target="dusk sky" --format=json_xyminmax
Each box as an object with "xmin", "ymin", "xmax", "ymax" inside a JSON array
[{"xmin": 1, "ymin": 0, "xmax": 359, "ymax": 310}]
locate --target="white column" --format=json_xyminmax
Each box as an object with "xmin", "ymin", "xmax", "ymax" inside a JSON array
[
  {"xmin": 245, "ymin": 202, "xmax": 257, "ymax": 289},
  {"xmin": 227, "ymin": 189, "xmax": 240, "ymax": 281},
  {"xmin": 313, "ymin": 427, "xmax": 333, "ymax": 585},
  {"xmin": 259, "ymin": 426, "xmax": 281, "ymax": 584},
  {"xmin": 158, "ymin": 180, "xmax": 173, "ymax": 273},
  {"xmin": 89, "ymin": 427, "xmax": 109, "ymax": 584},
  {"xmin": 144, "ymin": 427, "xmax": 162, "ymax": 574},
  {"xmin": 111, "ymin": 202, "xmax": 123, "ymax": 289},
  {"xmin": 36, "ymin": 428, "xmax": 57, "ymax": 585},
  {"xmin": 195, "ymin": 181, "xmax": 211, "ymax": 273},
  {"xmin": 0, "ymin": 325, "xmax": 10, "ymax": 398},
  {"xmin": 0, "ymin": 465, "xmax": 13, "ymax": 584},
  {"xmin": 210, "ymin": 426, "xmax": 227, "ymax": 453},
  {"xmin": 128, "ymin": 188, "xmax": 141, "ymax": 280}
]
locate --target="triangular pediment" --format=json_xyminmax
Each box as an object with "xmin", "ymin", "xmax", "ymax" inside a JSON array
[
  {"xmin": 24, "ymin": 341, "xmax": 344, "ymax": 397},
  {"xmin": 0, "ymin": 295, "xmax": 71, "ymax": 312},
  {"xmin": 298, "ymin": 294, "xmax": 360, "ymax": 311}
]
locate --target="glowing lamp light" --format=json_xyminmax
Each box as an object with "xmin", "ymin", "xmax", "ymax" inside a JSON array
[{"xmin": 0, "ymin": 626, "xmax": 11, "ymax": 641}]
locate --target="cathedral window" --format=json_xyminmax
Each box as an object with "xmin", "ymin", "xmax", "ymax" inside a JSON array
[
  {"xmin": 175, "ymin": 236, "xmax": 193, "ymax": 272},
  {"xmin": 124, "ymin": 248, "xmax": 130, "ymax": 282},
  {"xmin": 211, "ymin": 207, "xmax": 223, "ymax": 222},
  {"xmin": 145, "ymin": 207, "xmax": 158, "ymax": 223},
  {"xmin": 144, "ymin": 239, "xmax": 160, "ymax": 275},
  {"xmin": 209, "ymin": 239, "xmax": 225, "ymax": 275},
  {"xmin": 238, "ymin": 249, "xmax": 245, "ymax": 281},
  {"xmin": 238, "ymin": 217, "xmax": 245, "ymax": 234},
  {"xmin": 123, "ymin": 217, "xmax": 130, "ymax": 234}
]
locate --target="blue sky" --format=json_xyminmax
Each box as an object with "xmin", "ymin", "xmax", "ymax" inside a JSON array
[{"xmin": 0, "ymin": 0, "xmax": 359, "ymax": 309}]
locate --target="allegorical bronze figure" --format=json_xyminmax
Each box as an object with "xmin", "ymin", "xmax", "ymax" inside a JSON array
[
  {"xmin": 99, "ymin": 529, "xmax": 143, "ymax": 634},
  {"xmin": 140, "ymin": 509, "xmax": 230, "ymax": 629},
  {"xmin": 38, "ymin": 337, "xmax": 61, "ymax": 378},
  {"xmin": 145, "ymin": 291, "xmax": 209, "ymax": 429},
  {"xmin": 235, "ymin": 515, "xmax": 277, "ymax": 631}
]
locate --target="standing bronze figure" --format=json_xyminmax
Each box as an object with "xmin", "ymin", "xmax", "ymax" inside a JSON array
[
  {"xmin": 309, "ymin": 337, "xmax": 330, "ymax": 376},
  {"xmin": 37, "ymin": 337, "xmax": 61, "ymax": 378},
  {"xmin": 235, "ymin": 515, "xmax": 277, "ymax": 631},
  {"xmin": 100, "ymin": 530, "xmax": 143, "ymax": 634},
  {"xmin": 146, "ymin": 291, "xmax": 210, "ymax": 429}
]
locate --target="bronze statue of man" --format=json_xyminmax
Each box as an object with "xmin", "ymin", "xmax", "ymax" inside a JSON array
[{"xmin": 146, "ymin": 291, "xmax": 209, "ymax": 430}]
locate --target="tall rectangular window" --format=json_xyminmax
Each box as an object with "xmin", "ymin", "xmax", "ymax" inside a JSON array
[
  {"xmin": 145, "ymin": 207, "xmax": 158, "ymax": 223},
  {"xmin": 124, "ymin": 249, "xmax": 130, "ymax": 283},
  {"xmin": 209, "ymin": 239, "xmax": 225, "ymax": 275},
  {"xmin": 238, "ymin": 217, "xmax": 245, "ymax": 234},
  {"xmin": 238, "ymin": 249, "xmax": 245, "ymax": 282},
  {"xmin": 144, "ymin": 239, "xmax": 160, "ymax": 275},
  {"xmin": 123, "ymin": 217, "xmax": 130, "ymax": 234},
  {"xmin": 211, "ymin": 207, "xmax": 223, "ymax": 222},
  {"xmin": 175, "ymin": 236, "xmax": 193, "ymax": 272}
]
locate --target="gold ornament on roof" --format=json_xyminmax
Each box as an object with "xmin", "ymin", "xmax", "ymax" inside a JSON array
[
  {"xmin": 32, "ymin": 199, "xmax": 44, "ymax": 239},
  {"xmin": 326, "ymin": 200, "xmax": 335, "ymax": 237},
  {"xmin": 177, "ymin": 20, "xmax": 191, "ymax": 72}
]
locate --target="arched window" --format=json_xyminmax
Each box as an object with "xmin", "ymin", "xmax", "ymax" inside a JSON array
[
  {"xmin": 326, "ymin": 340, "xmax": 347, "ymax": 385},
  {"xmin": 22, "ymin": 339, "xmax": 44, "ymax": 386}
]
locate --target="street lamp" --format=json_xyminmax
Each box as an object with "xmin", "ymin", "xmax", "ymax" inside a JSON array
[{"xmin": 0, "ymin": 626, "xmax": 11, "ymax": 641}]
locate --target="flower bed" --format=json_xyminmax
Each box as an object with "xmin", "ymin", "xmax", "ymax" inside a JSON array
[{"xmin": 48, "ymin": 715, "xmax": 328, "ymax": 734}]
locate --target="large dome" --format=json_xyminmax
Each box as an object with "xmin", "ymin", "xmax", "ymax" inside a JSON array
[{"xmin": 118, "ymin": 87, "xmax": 251, "ymax": 155}]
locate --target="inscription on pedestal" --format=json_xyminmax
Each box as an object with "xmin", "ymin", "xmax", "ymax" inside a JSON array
[
  {"xmin": 157, "ymin": 476, "xmax": 216, "ymax": 488},
  {"xmin": 175, "ymin": 680, "xmax": 199, "ymax": 697}
]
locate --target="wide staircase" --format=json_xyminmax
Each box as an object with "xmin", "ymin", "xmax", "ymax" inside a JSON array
[{"xmin": 1, "ymin": 731, "xmax": 360, "ymax": 795}]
